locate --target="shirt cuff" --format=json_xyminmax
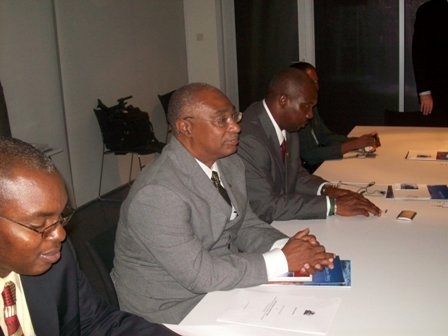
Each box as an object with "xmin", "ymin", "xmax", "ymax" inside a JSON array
[
  {"xmin": 263, "ymin": 239, "xmax": 289, "ymax": 281},
  {"xmin": 419, "ymin": 91, "xmax": 431, "ymax": 96}
]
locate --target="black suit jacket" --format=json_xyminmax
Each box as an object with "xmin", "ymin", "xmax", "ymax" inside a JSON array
[
  {"xmin": 412, "ymin": 0, "xmax": 448, "ymax": 109},
  {"xmin": 0, "ymin": 241, "xmax": 177, "ymax": 336}
]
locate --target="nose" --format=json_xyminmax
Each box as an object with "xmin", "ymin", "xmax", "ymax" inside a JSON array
[
  {"xmin": 47, "ymin": 223, "xmax": 67, "ymax": 242},
  {"xmin": 228, "ymin": 119, "xmax": 241, "ymax": 133}
]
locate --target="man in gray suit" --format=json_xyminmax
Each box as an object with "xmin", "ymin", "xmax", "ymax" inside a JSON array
[
  {"xmin": 237, "ymin": 68, "xmax": 381, "ymax": 223},
  {"xmin": 112, "ymin": 83, "xmax": 335, "ymax": 324}
]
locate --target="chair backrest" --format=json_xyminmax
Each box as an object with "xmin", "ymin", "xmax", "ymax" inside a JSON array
[
  {"xmin": 94, "ymin": 97, "xmax": 163, "ymax": 152},
  {"xmin": 157, "ymin": 90, "xmax": 175, "ymax": 122},
  {"xmin": 84, "ymin": 226, "xmax": 119, "ymax": 307},
  {"xmin": 384, "ymin": 110, "xmax": 448, "ymax": 127}
]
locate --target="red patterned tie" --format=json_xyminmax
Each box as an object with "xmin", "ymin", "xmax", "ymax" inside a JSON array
[
  {"xmin": 2, "ymin": 281, "xmax": 23, "ymax": 336},
  {"xmin": 280, "ymin": 139, "xmax": 286, "ymax": 162}
]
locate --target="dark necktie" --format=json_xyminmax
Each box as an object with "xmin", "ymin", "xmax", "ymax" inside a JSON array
[
  {"xmin": 2, "ymin": 281, "xmax": 23, "ymax": 336},
  {"xmin": 211, "ymin": 171, "xmax": 231, "ymax": 206},
  {"xmin": 280, "ymin": 139, "xmax": 286, "ymax": 162}
]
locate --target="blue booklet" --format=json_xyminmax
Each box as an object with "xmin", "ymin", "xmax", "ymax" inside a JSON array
[
  {"xmin": 303, "ymin": 256, "xmax": 351, "ymax": 287},
  {"xmin": 427, "ymin": 185, "xmax": 448, "ymax": 199}
]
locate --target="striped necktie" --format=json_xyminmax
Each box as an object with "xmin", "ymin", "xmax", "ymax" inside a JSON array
[
  {"xmin": 2, "ymin": 281, "xmax": 23, "ymax": 336},
  {"xmin": 211, "ymin": 171, "xmax": 231, "ymax": 206}
]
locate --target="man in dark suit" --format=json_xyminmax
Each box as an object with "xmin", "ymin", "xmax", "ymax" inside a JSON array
[
  {"xmin": 0, "ymin": 136, "xmax": 178, "ymax": 336},
  {"xmin": 412, "ymin": 0, "xmax": 448, "ymax": 123},
  {"xmin": 237, "ymin": 68, "xmax": 381, "ymax": 223},
  {"xmin": 291, "ymin": 62, "xmax": 378, "ymax": 172},
  {"xmin": 112, "ymin": 83, "xmax": 335, "ymax": 324}
]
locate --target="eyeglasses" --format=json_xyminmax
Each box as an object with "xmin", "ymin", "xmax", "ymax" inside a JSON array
[
  {"xmin": 183, "ymin": 111, "xmax": 243, "ymax": 128},
  {"xmin": 0, "ymin": 207, "xmax": 75, "ymax": 239}
]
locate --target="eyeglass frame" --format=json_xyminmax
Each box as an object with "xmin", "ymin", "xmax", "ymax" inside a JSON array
[
  {"xmin": 0, "ymin": 207, "xmax": 75, "ymax": 239},
  {"xmin": 182, "ymin": 111, "xmax": 243, "ymax": 128}
]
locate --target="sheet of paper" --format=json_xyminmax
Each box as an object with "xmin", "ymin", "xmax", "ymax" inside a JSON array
[
  {"xmin": 216, "ymin": 289, "xmax": 341, "ymax": 335},
  {"xmin": 166, "ymin": 324, "xmax": 305, "ymax": 336}
]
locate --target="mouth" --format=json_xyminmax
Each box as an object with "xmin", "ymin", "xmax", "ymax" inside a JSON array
[
  {"xmin": 40, "ymin": 248, "xmax": 62, "ymax": 264},
  {"xmin": 226, "ymin": 137, "xmax": 239, "ymax": 146}
]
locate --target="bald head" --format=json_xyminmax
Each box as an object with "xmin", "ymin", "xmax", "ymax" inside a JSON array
[
  {"xmin": 167, "ymin": 83, "xmax": 224, "ymax": 136},
  {"xmin": 265, "ymin": 68, "xmax": 317, "ymax": 132},
  {"xmin": 265, "ymin": 68, "xmax": 315, "ymax": 105}
]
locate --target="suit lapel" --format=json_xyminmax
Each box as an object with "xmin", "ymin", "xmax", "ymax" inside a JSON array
[
  {"xmin": 21, "ymin": 272, "xmax": 61, "ymax": 335},
  {"xmin": 258, "ymin": 105, "xmax": 286, "ymax": 181}
]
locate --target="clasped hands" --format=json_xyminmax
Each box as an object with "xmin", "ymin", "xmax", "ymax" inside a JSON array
[{"xmin": 282, "ymin": 228, "xmax": 335, "ymax": 275}]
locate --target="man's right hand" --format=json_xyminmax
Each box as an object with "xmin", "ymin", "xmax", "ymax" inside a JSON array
[
  {"xmin": 420, "ymin": 94, "xmax": 433, "ymax": 115},
  {"xmin": 282, "ymin": 228, "xmax": 335, "ymax": 274}
]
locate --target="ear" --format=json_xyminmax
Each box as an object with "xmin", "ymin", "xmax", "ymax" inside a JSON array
[
  {"xmin": 279, "ymin": 94, "xmax": 288, "ymax": 108},
  {"xmin": 175, "ymin": 118, "xmax": 192, "ymax": 137}
]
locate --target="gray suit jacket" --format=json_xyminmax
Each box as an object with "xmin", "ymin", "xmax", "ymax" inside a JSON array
[
  {"xmin": 238, "ymin": 101, "xmax": 328, "ymax": 223},
  {"xmin": 111, "ymin": 137, "xmax": 286, "ymax": 324}
]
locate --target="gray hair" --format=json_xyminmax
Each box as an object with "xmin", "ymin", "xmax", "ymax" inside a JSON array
[{"xmin": 167, "ymin": 83, "xmax": 221, "ymax": 136}]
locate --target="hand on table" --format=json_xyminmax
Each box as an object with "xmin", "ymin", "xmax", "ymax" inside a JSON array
[
  {"xmin": 282, "ymin": 228, "xmax": 335, "ymax": 274},
  {"xmin": 332, "ymin": 192, "xmax": 381, "ymax": 217}
]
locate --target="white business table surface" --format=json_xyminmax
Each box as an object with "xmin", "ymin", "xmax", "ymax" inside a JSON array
[{"xmin": 178, "ymin": 126, "xmax": 448, "ymax": 336}]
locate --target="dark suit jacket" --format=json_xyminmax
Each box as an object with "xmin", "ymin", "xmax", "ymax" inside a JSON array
[
  {"xmin": 412, "ymin": 0, "xmax": 448, "ymax": 109},
  {"xmin": 238, "ymin": 101, "xmax": 328, "ymax": 223},
  {"xmin": 299, "ymin": 107, "xmax": 347, "ymax": 166},
  {"xmin": 3, "ymin": 241, "xmax": 177, "ymax": 336},
  {"xmin": 112, "ymin": 137, "xmax": 286, "ymax": 324}
]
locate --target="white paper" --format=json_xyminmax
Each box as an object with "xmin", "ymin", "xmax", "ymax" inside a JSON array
[
  {"xmin": 216, "ymin": 289, "xmax": 341, "ymax": 335},
  {"xmin": 392, "ymin": 183, "xmax": 431, "ymax": 200}
]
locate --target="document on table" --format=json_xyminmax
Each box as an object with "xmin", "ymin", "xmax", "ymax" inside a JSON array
[
  {"xmin": 406, "ymin": 149, "xmax": 448, "ymax": 160},
  {"xmin": 216, "ymin": 288, "xmax": 341, "ymax": 335}
]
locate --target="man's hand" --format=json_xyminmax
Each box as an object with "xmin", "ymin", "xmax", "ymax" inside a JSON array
[
  {"xmin": 282, "ymin": 228, "xmax": 335, "ymax": 274},
  {"xmin": 341, "ymin": 132, "xmax": 378, "ymax": 154},
  {"xmin": 420, "ymin": 94, "xmax": 433, "ymax": 115},
  {"xmin": 332, "ymin": 192, "xmax": 382, "ymax": 217}
]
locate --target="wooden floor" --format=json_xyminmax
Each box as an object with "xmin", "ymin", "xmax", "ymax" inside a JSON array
[{"xmin": 65, "ymin": 185, "xmax": 130, "ymax": 302}]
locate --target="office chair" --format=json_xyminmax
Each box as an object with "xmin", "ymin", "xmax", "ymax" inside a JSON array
[
  {"xmin": 384, "ymin": 109, "xmax": 448, "ymax": 127},
  {"xmin": 84, "ymin": 225, "xmax": 119, "ymax": 308},
  {"xmin": 94, "ymin": 96, "xmax": 165, "ymax": 200},
  {"xmin": 157, "ymin": 90, "xmax": 175, "ymax": 142}
]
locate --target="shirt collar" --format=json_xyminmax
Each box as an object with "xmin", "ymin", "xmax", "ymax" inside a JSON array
[{"xmin": 263, "ymin": 99, "xmax": 286, "ymax": 145}]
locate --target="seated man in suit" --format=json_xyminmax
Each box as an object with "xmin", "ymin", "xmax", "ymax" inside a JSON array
[
  {"xmin": 237, "ymin": 68, "xmax": 381, "ymax": 223},
  {"xmin": 291, "ymin": 62, "xmax": 378, "ymax": 172},
  {"xmin": 0, "ymin": 136, "xmax": 178, "ymax": 336},
  {"xmin": 112, "ymin": 83, "xmax": 335, "ymax": 324}
]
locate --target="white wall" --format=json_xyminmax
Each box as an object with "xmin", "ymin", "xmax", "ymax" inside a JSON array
[
  {"xmin": 0, "ymin": 0, "xmax": 188, "ymax": 206},
  {"xmin": 183, "ymin": 0, "xmax": 239, "ymax": 108},
  {"xmin": 0, "ymin": 0, "xmax": 237, "ymax": 207},
  {"xmin": 0, "ymin": 1, "xmax": 75, "ymax": 203},
  {"xmin": 54, "ymin": 0, "xmax": 188, "ymax": 206}
]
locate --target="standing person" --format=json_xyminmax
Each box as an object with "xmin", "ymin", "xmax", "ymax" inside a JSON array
[
  {"xmin": 237, "ymin": 68, "xmax": 381, "ymax": 223},
  {"xmin": 291, "ymin": 62, "xmax": 378, "ymax": 172},
  {"xmin": 112, "ymin": 83, "xmax": 335, "ymax": 324},
  {"xmin": 0, "ymin": 136, "xmax": 178, "ymax": 336},
  {"xmin": 412, "ymin": 0, "xmax": 448, "ymax": 123}
]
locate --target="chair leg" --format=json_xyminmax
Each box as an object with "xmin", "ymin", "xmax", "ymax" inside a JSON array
[
  {"xmin": 128, "ymin": 153, "xmax": 134, "ymax": 184},
  {"xmin": 98, "ymin": 147, "xmax": 121, "ymax": 202},
  {"xmin": 98, "ymin": 148, "xmax": 106, "ymax": 199}
]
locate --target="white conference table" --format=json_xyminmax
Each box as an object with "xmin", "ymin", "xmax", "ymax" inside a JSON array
[{"xmin": 177, "ymin": 126, "xmax": 448, "ymax": 336}]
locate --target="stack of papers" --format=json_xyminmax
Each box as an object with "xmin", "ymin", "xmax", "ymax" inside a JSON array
[{"xmin": 216, "ymin": 288, "xmax": 341, "ymax": 335}]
